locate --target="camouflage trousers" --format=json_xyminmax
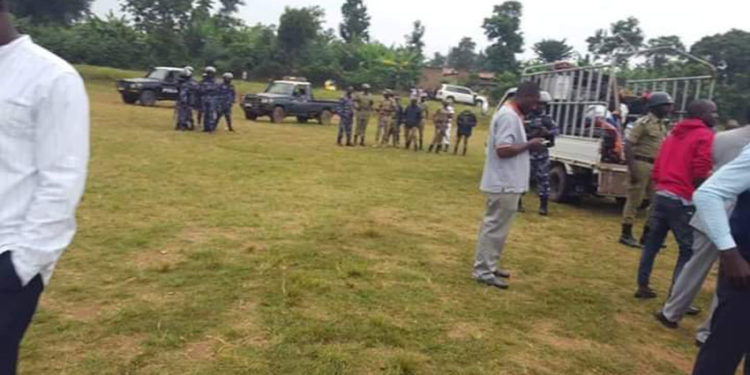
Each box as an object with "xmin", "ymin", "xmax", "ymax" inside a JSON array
[
  {"xmin": 355, "ymin": 115, "xmax": 370, "ymax": 137},
  {"xmin": 383, "ymin": 122, "xmax": 400, "ymax": 145},
  {"xmin": 202, "ymin": 100, "xmax": 219, "ymax": 132},
  {"xmin": 530, "ymin": 151, "xmax": 551, "ymax": 199},
  {"xmin": 375, "ymin": 116, "xmax": 389, "ymax": 144},
  {"xmin": 338, "ymin": 116, "xmax": 354, "ymax": 138},
  {"xmin": 176, "ymin": 104, "xmax": 194, "ymax": 130}
]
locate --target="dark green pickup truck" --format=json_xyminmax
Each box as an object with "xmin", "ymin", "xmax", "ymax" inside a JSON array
[{"xmin": 242, "ymin": 80, "xmax": 339, "ymax": 124}]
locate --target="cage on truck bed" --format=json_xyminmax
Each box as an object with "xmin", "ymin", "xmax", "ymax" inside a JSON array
[{"xmin": 518, "ymin": 48, "xmax": 716, "ymax": 203}]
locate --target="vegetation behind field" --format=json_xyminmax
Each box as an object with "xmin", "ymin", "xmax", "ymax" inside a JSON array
[{"xmin": 17, "ymin": 68, "xmax": 717, "ymax": 375}]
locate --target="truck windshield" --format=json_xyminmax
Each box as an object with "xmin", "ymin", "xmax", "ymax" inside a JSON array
[
  {"xmin": 146, "ymin": 69, "xmax": 170, "ymax": 81},
  {"xmin": 265, "ymin": 83, "xmax": 297, "ymax": 96}
]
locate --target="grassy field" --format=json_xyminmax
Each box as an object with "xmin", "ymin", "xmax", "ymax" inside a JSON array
[{"xmin": 19, "ymin": 66, "xmax": 716, "ymax": 375}]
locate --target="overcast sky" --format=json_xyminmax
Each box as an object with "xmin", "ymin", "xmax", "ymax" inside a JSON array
[{"xmin": 92, "ymin": 0, "xmax": 749, "ymax": 59}]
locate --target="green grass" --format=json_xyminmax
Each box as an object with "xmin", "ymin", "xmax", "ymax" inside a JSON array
[{"xmin": 19, "ymin": 66, "xmax": 714, "ymax": 374}]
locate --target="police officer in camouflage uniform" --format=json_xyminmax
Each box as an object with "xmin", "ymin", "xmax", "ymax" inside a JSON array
[
  {"xmin": 337, "ymin": 87, "xmax": 355, "ymax": 147},
  {"xmin": 386, "ymin": 95, "xmax": 404, "ymax": 147},
  {"xmin": 200, "ymin": 66, "xmax": 221, "ymax": 133},
  {"xmin": 418, "ymin": 96, "xmax": 429, "ymax": 150},
  {"xmin": 522, "ymin": 91, "xmax": 558, "ymax": 216},
  {"xmin": 217, "ymin": 72, "xmax": 236, "ymax": 132},
  {"xmin": 429, "ymin": 101, "xmax": 451, "ymax": 153},
  {"xmin": 377, "ymin": 90, "xmax": 396, "ymax": 146},
  {"xmin": 619, "ymin": 92, "xmax": 674, "ymax": 247},
  {"xmin": 175, "ymin": 68, "xmax": 194, "ymax": 131},
  {"xmin": 353, "ymin": 83, "xmax": 374, "ymax": 146}
]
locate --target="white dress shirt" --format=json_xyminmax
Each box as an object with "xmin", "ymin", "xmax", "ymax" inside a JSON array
[{"xmin": 0, "ymin": 36, "xmax": 89, "ymax": 286}]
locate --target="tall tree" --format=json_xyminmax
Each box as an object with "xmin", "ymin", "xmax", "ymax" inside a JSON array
[
  {"xmin": 644, "ymin": 35, "xmax": 685, "ymax": 68},
  {"xmin": 482, "ymin": 1, "xmax": 524, "ymax": 72},
  {"xmin": 586, "ymin": 16, "xmax": 644, "ymax": 64},
  {"xmin": 405, "ymin": 20, "xmax": 426, "ymax": 62},
  {"xmin": 278, "ymin": 6, "xmax": 325, "ymax": 69},
  {"xmin": 429, "ymin": 52, "xmax": 446, "ymax": 68},
  {"xmin": 339, "ymin": 0, "xmax": 370, "ymax": 43},
  {"xmin": 691, "ymin": 29, "xmax": 750, "ymax": 120},
  {"xmin": 121, "ymin": 0, "xmax": 194, "ymax": 64},
  {"xmin": 9, "ymin": 0, "xmax": 92, "ymax": 25},
  {"xmin": 447, "ymin": 37, "xmax": 477, "ymax": 71},
  {"xmin": 532, "ymin": 39, "xmax": 574, "ymax": 63}
]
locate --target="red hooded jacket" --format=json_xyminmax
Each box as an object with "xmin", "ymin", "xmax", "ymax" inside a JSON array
[{"xmin": 651, "ymin": 118, "xmax": 714, "ymax": 201}]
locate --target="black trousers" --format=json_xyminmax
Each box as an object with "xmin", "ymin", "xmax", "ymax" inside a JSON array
[
  {"xmin": 637, "ymin": 194, "xmax": 695, "ymax": 287},
  {"xmin": 0, "ymin": 252, "xmax": 43, "ymax": 375},
  {"xmin": 692, "ymin": 251, "xmax": 750, "ymax": 375}
]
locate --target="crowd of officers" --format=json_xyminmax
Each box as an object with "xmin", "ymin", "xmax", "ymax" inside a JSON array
[
  {"xmin": 174, "ymin": 66, "xmax": 236, "ymax": 133},
  {"xmin": 334, "ymin": 84, "xmax": 479, "ymax": 155}
]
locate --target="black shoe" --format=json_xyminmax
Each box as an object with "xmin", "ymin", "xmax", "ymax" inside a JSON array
[
  {"xmin": 685, "ymin": 306, "xmax": 702, "ymax": 316},
  {"xmin": 695, "ymin": 339, "xmax": 704, "ymax": 348},
  {"xmin": 494, "ymin": 269, "xmax": 511, "ymax": 279},
  {"xmin": 620, "ymin": 235, "xmax": 641, "ymax": 249},
  {"xmin": 635, "ymin": 286, "xmax": 657, "ymax": 299},
  {"xmin": 476, "ymin": 278, "xmax": 509, "ymax": 290},
  {"xmin": 654, "ymin": 312, "xmax": 679, "ymax": 329}
]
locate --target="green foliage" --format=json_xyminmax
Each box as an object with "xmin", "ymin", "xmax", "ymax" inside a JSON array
[
  {"xmin": 429, "ymin": 52, "xmax": 446, "ymax": 68},
  {"xmin": 482, "ymin": 1, "xmax": 524, "ymax": 72},
  {"xmin": 277, "ymin": 6, "xmax": 325, "ymax": 72},
  {"xmin": 447, "ymin": 37, "xmax": 477, "ymax": 71},
  {"xmin": 404, "ymin": 20, "xmax": 425, "ymax": 63},
  {"xmin": 586, "ymin": 17, "xmax": 644, "ymax": 65},
  {"xmin": 532, "ymin": 39, "xmax": 574, "ymax": 63},
  {"xmin": 644, "ymin": 35, "xmax": 686, "ymax": 69},
  {"xmin": 8, "ymin": 0, "xmax": 92, "ymax": 25},
  {"xmin": 691, "ymin": 29, "xmax": 750, "ymax": 120},
  {"xmin": 339, "ymin": 0, "xmax": 370, "ymax": 43}
]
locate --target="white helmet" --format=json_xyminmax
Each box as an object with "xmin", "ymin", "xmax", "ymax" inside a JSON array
[
  {"xmin": 539, "ymin": 91, "xmax": 552, "ymax": 103},
  {"xmin": 584, "ymin": 104, "xmax": 611, "ymax": 120},
  {"xmin": 222, "ymin": 72, "xmax": 234, "ymax": 80},
  {"xmin": 204, "ymin": 66, "xmax": 217, "ymax": 74}
]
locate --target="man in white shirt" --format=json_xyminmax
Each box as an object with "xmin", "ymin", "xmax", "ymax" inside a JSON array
[
  {"xmin": 0, "ymin": 2, "xmax": 89, "ymax": 373},
  {"xmin": 472, "ymin": 82, "xmax": 544, "ymax": 289}
]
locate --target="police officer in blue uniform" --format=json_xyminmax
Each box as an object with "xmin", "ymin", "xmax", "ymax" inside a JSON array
[
  {"xmin": 217, "ymin": 72, "xmax": 236, "ymax": 132},
  {"xmin": 200, "ymin": 66, "xmax": 221, "ymax": 132},
  {"xmin": 522, "ymin": 91, "xmax": 558, "ymax": 216},
  {"xmin": 175, "ymin": 68, "xmax": 194, "ymax": 131},
  {"xmin": 337, "ymin": 86, "xmax": 355, "ymax": 146}
]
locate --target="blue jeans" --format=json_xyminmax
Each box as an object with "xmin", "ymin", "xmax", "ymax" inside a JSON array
[{"xmin": 637, "ymin": 194, "xmax": 695, "ymax": 287}]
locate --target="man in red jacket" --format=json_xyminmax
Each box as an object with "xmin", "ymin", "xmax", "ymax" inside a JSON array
[{"xmin": 634, "ymin": 100, "xmax": 716, "ymax": 299}]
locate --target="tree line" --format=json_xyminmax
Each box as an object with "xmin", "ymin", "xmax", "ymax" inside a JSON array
[{"xmin": 8, "ymin": 0, "xmax": 750, "ymax": 119}]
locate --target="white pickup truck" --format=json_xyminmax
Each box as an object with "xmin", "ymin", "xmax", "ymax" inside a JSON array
[{"xmin": 508, "ymin": 48, "xmax": 717, "ymax": 203}]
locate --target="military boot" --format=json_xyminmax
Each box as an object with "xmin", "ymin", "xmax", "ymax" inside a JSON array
[
  {"xmin": 428, "ymin": 144, "xmax": 434, "ymax": 153},
  {"xmin": 353, "ymin": 135, "xmax": 359, "ymax": 145},
  {"xmin": 337, "ymin": 136, "xmax": 343, "ymax": 146},
  {"xmin": 360, "ymin": 136, "xmax": 366, "ymax": 147},
  {"xmin": 346, "ymin": 135, "xmax": 354, "ymax": 147},
  {"xmin": 619, "ymin": 224, "xmax": 640, "ymax": 248},
  {"xmin": 539, "ymin": 198, "xmax": 549, "ymax": 216}
]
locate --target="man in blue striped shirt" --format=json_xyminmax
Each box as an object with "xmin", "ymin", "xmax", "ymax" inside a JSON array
[{"xmin": 691, "ymin": 144, "xmax": 750, "ymax": 374}]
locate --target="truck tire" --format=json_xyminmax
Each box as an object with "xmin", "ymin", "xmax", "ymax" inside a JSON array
[
  {"xmin": 122, "ymin": 94, "xmax": 138, "ymax": 105},
  {"xmin": 549, "ymin": 164, "xmax": 572, "ymax": 203},
  {"xmin": 271, "ymin": 107, "xmax": 285, "ymax": 123},
  {"xmin": 319, "ymin": 109, "xmax": 333, "ymax": 125},
  {"xmin": 297, "ymin": 116, "xmax": 309, "ymax": 123},
  {"xmin": 245, "ymin": 111, "xmax": 258, "ymax": 121},
  {"xmin": 446, "ymin": 97, "xmax": 455, "ymax": 104},
  {"xmin": 139, "ymin": 90, "xmax": 157, "ymax": 106},
  {"xmin": 474, "ymin": 99, "xmax": 484, "ymax": 107}
]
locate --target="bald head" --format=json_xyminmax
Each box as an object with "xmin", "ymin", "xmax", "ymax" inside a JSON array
[{"xmin": 687, "ymin": 100, "xmax": 718, "ymax": 128}]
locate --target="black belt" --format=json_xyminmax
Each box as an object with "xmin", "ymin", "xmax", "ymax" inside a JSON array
[{"xmin": 634, "ymin": 155, "xmax": 655, "ymax": 164}]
